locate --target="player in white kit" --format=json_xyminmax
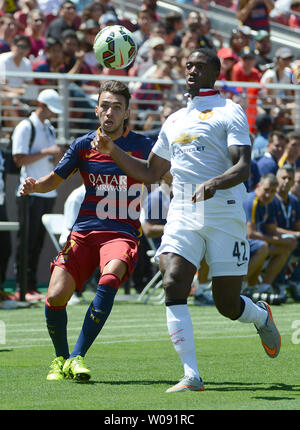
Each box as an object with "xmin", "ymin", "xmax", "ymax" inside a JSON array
[{"xmin": 92, "ymin": 52, "xmax": 281, "ymax": 392}]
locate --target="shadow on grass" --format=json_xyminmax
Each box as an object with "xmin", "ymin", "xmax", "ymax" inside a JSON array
[
  {"xmin": 204, "ymin": 381, "xmax": 300, "ymax": 394},
  {"xmin": 74, "ymin": 379, "xmax": 300, "ymax": 398},
  {"xmin": 74, "ymin": 380, "xmax": 175, "ymax": 386}
]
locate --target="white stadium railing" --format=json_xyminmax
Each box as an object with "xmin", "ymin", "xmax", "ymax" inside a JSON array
[{"xmin": 1, "ymin": 70, "xmax": 299, "ymax": 151}]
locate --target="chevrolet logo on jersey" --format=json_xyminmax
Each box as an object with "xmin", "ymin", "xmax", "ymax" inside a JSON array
[
  {"xmin": 173, "ymin": 133, "xmax": 198, "ymax": 145},
  {"xmin": 199, "ymin": 110, "xmax": 213, "ymax": 121}
]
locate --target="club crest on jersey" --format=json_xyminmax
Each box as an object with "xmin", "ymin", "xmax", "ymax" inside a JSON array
[
  {"xmin": 173, "ymin": 133, "xmax": 198, "ymax": 145},
  {"xmin": 199, "ymin": 109, "xmax": 213, "ymax": 121}
]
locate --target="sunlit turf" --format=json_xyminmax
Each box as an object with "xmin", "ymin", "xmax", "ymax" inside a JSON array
[{"xmin": 1, "ymin": 295, "xmax": 300, "ymax": 410}]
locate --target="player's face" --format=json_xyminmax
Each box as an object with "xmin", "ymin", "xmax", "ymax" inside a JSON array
[
  {"xmin": 185, "ymin": 51, "xmax": 219, "ymax": 96},
  {"xmin": 95, "ymin": 91, "xmax": 129, "ymax": 137},
  {"xmin": 268, "ymin": 135, "xmax": 285, "ymax": 160},
  {"xmin": 287, "ymin": 139, "xmax": 300, "ymax": 160},
  {"xmin": 256, "ymin": 180, "xmax": 277, "ymax": 205},
  {"xmin": 277, "ymin": 170, "xmax": 294, "ymax": 194},
  {"xmin": 291, "ymin": 172, "xmax": 300, "ymax": 196}
]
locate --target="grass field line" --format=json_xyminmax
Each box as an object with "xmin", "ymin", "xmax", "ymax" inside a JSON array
[
  {"xmin": 2, "ymin": 308, "xmax": 299, "ymax": 325},
  {"xmin": 4, "ymin": 317, "xmax": 295, "ymax": 334},
  {"xmin": 1, "ymin": 330, "xmax": 292, "ymax": 351},
  {"xmin": 2, "ymin": 319, "xmax": 298, "ymax": 336}
]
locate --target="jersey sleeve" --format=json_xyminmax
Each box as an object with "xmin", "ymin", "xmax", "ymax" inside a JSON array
[
  {"xmin": 12, "ymin": 120, "xmax": 32, "ymax": 155},
  {"xmin": 226, "ymin": 102, "xmax": 252, "ymax": 148},
  {"xmin": 141, "ymin": 135, "xmax": 155, "ymax": 160},
  {"xmin": 54, "ymin": 138, "xmax": 80, "ymax": 179},
  {"xmin": 151, "ymin": 122, "xmax": 171, "ymax": 161}
]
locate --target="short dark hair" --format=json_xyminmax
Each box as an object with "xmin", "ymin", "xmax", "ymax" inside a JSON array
[
  {"xmin": 277, "ymin": 164, "xmax": 295, "ymax": 177},
  {"xmin": 13, "ymin": 34, "xmax": 31, "ymax": 48},
  {"xmin": 61, "ymin": 29, "xmax": 78, "ymax": 41},
  {"xmin": 45, "ymin": 37, "xmax": 62, "ymax": 49},
  {"xmin": 268, "ymin": 130, "xmax": 286, "ymax": 143},
  {"xmin": 287, "ymin": 131, "xmax": 300, "ymax": 141},
  {"xmin": 61, "ymin": 0, "xmax": 76, "ymax": 9},
  {"xmin": 98, "ymin": 80, "xmax": 131, "ymax": 109},
  {"xmin": 165, "ymin": 11, "xmax": 183, "ymax": 25},
  {"xmin": 188, "ymin": 48, "xmax": 221, "ymax": 75},
  {"xmin": 259, "ymin": 173, "xmax": 278, "ymax": 186}
]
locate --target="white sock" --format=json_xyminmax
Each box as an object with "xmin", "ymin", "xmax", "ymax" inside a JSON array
[
  {"xmin": 166, "ymin": 304, "xmax": 200, "ymax": 379},
  {"xmin": 238, "ymin": 295, "xmax": 268, "ymax": 328}
]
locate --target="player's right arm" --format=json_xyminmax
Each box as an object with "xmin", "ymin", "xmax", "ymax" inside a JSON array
[
  {"xmin": 20, "ymin": 171, "xmax": 64, "ymax": 196},
  {"xmin": 92, "ymin": 133, "xmax": 170, "ymax": 183}
]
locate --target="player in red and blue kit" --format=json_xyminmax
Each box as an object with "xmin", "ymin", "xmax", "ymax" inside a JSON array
[{"xmin": 20, "ymin": 80, "xmax": 153, "ymax": 381}]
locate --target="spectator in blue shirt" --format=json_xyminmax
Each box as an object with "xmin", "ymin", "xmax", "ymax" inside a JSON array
[
  {"xmin": 252, "ymin": 113, "xmax": 273, "ymax": 160},
  {"xmin": 277, "ymin": 131, "xmax": 300, "ymax": 171},
  {"xmin": 245, "ymin": 158, "xmax": 260, "ymax": 192},
  {"xmin": 273, "ymin": 166, "xmax": 300, "ymax": 301},
  {"xmin": 290, "ymin": 167, "xmax": 300, "ymax": 202},
  {"xmin": 256, "ymin": 131, "xmax": 286, "ymax": 177},
  {"xmin": 243, "ymin": 173, "xmax": 296, "ymax": 302}
]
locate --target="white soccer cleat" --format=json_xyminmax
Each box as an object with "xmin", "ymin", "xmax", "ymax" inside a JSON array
[{"xmin": 166, "ymin": 376, "xmax": 205, "ymax": 393}]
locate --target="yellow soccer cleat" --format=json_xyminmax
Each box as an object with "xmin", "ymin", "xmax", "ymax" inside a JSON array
[
  {"xmin": 63, "ymin": 356, "xmax": 91, "ymax": 382},
  {"xmin": 46, "ymin": 356, "xmax": 66, "ymax": 381}
]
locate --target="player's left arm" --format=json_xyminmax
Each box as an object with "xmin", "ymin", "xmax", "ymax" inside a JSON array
[{"xmin": 192, "ymin": 144, "xmax": 251, "ymax": 202}]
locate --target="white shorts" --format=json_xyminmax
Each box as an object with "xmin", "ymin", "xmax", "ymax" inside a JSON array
[{"xmin": 156, "ymin": 208, "xmax": 249, "ymax": 277}]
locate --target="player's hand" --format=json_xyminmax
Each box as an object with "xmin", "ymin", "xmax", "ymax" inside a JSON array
[
  {"xmin": 91, "ymin": 132, "xmax": 114, "ymax": 154},
  {"xmin": 75, "ymin": 49, "xmax": 85, "ymax": 62},
  {"xmin": 20, "ymin": 177, "xmax": 36, "ymax": 196},
  {"xmin": 192, "ymin": 181, "xmax": 217, "ymax": 202}
]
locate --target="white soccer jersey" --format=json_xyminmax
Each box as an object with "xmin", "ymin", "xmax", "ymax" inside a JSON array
[{"xmin": 152, "ymin": 92, "xmax": 251, "ymax": 229}]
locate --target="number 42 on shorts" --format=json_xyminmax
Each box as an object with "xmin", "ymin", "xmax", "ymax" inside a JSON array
[{"xmin": 233, "ymin": 241, "xmax": 248, "ymax": 267}]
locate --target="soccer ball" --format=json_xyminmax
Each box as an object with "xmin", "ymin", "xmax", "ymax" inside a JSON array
[{"xmin": 93, "ymin": 25, "xmax": 138, "ymax": 69}]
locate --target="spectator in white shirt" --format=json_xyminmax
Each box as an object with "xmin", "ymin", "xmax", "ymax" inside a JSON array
[{"xmin": 12, "ymin": 89, "xmax": 65, "ymax": 301}]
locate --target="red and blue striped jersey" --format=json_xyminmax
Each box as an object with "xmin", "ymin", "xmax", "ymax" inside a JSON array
[
  {"xmin": 239, "ymin": 1, "xmax": 271, "ymax": 31},
  {"xmin": 54, "ymin": 128, "xmax": 154, "ymax": 239}
]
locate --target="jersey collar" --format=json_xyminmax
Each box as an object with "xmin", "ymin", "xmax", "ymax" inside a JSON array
[
  {"xmin": 96, "ymin": 126, "xmax": 130, "ymax": 139},
  {"xmin": 185, "ymin": 89, "xmax": 219, "ymax": 100}
]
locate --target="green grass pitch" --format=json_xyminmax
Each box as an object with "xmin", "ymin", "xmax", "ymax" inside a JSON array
[{"xmin": 1, "ymin": 295, "xmax": 300, "ymax": 411}]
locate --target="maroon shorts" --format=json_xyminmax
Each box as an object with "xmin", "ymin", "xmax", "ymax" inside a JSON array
[{"xmin": 50, "ymin": 230, "xmax": 139, "ymax": 291}]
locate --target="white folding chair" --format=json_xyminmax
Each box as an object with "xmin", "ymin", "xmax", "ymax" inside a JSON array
[
  {"xmin": 137, "ymin": 234, "xmax": 164, "ymax": 305},
  {"xmin": 42, "ymin": 213, "xmax": 65, "ymax": 254}
]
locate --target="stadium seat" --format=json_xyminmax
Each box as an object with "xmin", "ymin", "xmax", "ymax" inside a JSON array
[{"xmin": 42, "ymin": 213, "xmax": 65, "ymax": 254}]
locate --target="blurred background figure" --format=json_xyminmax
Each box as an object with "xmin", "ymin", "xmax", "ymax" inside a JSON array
[
  {"xmin": 0, "ymin": 13, "xmax": 17, "ymax": 53},
  {"xmin": 236, "ymin": 0, "xmax": 274, "ymax": 32},
  {"xmin": 25, "ymin": 8, "xmax": 46, "ymax": 59}
]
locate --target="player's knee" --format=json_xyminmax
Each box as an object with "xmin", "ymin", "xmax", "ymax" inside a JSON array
[
  {"xmin": 163, "ymin": 271, "xmax": 190, "ymax": 301},
  {"xmin": 214, "ymin": 295, "xmax": 242, "ymax": 320},
  {"xmin": 46, "ymin": 291, "xmax": 68, "ymax": 307},
  {"xmin": 216, "ymin": 303, "xmax": 240, "ymax": 320},
  {"xmin": 259, "ymin": 242, "xmax": 269, "ymax": 258}
]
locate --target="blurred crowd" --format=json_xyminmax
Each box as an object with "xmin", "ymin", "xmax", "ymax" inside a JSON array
[
  {"xmin": 0, "ymin": 0, "xmax": 300, "ymax": 133},
  {"xmin": 1, "ymin": 0, "xmax": 300, "ymax": 308}
]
